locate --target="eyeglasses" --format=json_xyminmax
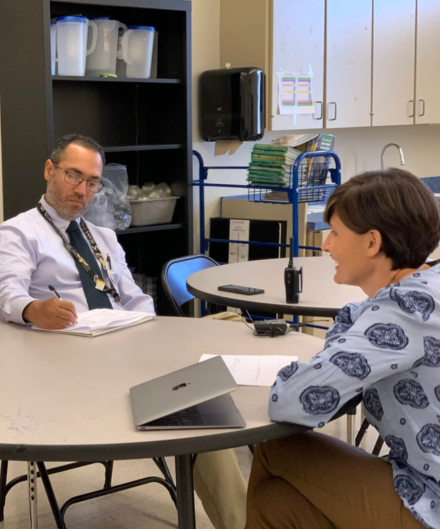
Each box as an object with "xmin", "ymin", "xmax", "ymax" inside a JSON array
[{"xmin": 52, "ymin": 163, "xmax": 104, "ymax": 193}]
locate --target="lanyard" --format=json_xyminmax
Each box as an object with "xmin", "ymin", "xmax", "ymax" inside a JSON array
[{"xmin": 37, "ymin": 203, "xmax": 122, "ymax": 307}]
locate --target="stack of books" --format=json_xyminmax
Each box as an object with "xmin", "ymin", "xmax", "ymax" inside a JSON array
[{"xmin": 247, "ymin": 144, "xmax": 302, "ymax": 187}]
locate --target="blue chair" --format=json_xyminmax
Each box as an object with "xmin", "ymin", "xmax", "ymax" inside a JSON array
[{"xmin": 162, "ymin": 254, "xmax": 219, "ymax": 316}]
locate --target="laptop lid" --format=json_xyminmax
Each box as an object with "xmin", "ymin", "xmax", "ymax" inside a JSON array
[{"xmin": 129, "ymin": 356, "xmax": 240, "ymax": 427}]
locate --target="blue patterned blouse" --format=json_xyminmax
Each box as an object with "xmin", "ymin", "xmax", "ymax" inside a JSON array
[{"xmin": 270, "ymin": 263, "xmax": 440, "ymax": 529}]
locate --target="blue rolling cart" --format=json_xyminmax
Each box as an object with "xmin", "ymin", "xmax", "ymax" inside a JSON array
[{"xmin": 193, "ymin": 150, "xmax": 342, "ymax": 258}]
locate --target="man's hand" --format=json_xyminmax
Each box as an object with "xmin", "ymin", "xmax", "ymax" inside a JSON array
[{"xmin": 23, "ymin": 299, "xmax": 78, "ymax": 330}]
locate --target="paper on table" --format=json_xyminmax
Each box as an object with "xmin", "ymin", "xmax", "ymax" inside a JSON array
[
  {"xmin": 199, "ymin": 354, "xmax": 298, "ymax": 387},
  {"xmin": 32, "ymin": 309, "xmax": 153, "ymax": 335},
  {"xmin": 70, "ymin": 309, "xmax": 151, "ymax": 331}
]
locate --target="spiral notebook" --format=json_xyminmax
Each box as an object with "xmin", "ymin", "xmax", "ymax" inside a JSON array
[{"xmin": 32, "ymin": 309, "xmax": 153, "ymax": 337}]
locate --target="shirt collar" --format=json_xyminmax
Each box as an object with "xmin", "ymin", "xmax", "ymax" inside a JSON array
[{"xmin": 39, "ymin": 195, "xmax": 79, "ymax": 233}]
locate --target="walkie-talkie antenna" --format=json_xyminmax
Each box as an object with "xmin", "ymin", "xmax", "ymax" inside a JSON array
[{"xmin": 288, "ymin": 237, "xmax": 293, "ymax": 268}]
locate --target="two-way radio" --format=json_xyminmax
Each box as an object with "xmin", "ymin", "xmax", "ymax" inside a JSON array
[{"xmin": 284, "ymin": 237, "xmax": 303, "ymax": 304}]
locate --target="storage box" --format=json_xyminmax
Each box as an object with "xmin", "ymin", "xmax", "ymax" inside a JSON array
[{"xmin": 129, "ymin": 197, "xmax": 179, "ymax": 226}]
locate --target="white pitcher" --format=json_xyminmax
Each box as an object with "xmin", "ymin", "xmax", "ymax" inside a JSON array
[
  {"xmin": 121, "ymin": 25, "xmax": 155, "ymax": 79},
  {"xmin": 53, "ymin": 16, "xmax": 97, "ymax": 77},
  {"xmin": 86, "ymin": 17, "xmax": 127, "ymax": 77}
]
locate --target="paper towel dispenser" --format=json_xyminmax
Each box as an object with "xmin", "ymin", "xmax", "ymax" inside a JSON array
[{"xmin": 200, "ymin": 67, "xmax": 265, "ymax": 142}]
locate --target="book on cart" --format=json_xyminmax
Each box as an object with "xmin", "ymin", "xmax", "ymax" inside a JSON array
[
  {"xmin": 247, "ymin": 134, "xmax": 337, "ymax": 188},
  {"xmin": 31, "ymin": 309, "xmax": 154, "ymax": 337}
]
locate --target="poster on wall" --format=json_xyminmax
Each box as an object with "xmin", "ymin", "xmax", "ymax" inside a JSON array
[{"xmin": 278, "ymin": 71, "xmax": 315, "ymax": 115}]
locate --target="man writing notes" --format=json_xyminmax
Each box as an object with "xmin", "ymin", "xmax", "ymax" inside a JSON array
[
  {"xmin": 0, "ymin": 134, "xmax": 155, "ymax": 327},
  {"xmin": 0, "ymin": 133, "xmax": 246, "ymax": 529}
]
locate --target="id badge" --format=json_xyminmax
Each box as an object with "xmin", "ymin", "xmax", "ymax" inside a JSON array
[{"xmin": 95, "ymin": 279, "xmax": 106, "ymax": 291}]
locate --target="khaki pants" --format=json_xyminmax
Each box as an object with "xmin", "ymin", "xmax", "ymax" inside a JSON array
[
  {"xmin": 246, "ymin": 432, "xmax": 424, "ymax": 529},
  {"xmin": 192, "ymin": 311, "xmax": 248, "ymax": 529},
  {"xmin": 194, "ymin": 449, "xmax": 247, "ymax": 529}
]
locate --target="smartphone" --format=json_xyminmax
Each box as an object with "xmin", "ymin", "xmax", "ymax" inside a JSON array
[{"xmin": 218, "ymin": 285, "xmax": 265, "ymax": 295}]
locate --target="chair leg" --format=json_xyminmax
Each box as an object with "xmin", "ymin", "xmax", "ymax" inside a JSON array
[
  {"xmin": 355, "ymin": 419, "xmax": 370, "ymax": 447},
  {"xmin": 0, "ymin": 461, "xmax": 8, "ymax": 523},
  {"xmin": 372, "ymin": 436, "xmax": 385, "ymax": 457}
]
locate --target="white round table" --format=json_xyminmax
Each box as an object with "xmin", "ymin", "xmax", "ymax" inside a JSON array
[
  {"xmin": 187, "ymin": 256, "xmax": 366, "ymax": 317},
  {"xmin": 0, "ymin": 317, "xmax": 324, "ymax": 528}
]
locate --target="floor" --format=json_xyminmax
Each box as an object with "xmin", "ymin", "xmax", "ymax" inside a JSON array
[{"xmin": 0, "ymin": 414, "xmax": 384, "ymax": 528}]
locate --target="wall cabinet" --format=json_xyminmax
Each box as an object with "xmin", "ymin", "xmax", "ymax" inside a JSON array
[
  {"xmin": 372, "ymin": 0, "xmax": 415, "ymax": 127},
  {"xmin": 221, "ymin": 0, "xmax": 440, "ymax": 131},
  {"xmin": 221, "ymin": 0, "xmax": 372, "ymax": 130},
  {"xmin": 326, "ymin": 0, "xmax": 372, "ymax": 129},
  {"xmin": 415, "ymin": 0, "xmax": 440, "ymax": 124},
  {"xmin": 270, "ymin": 0, "xmax": 325, "ymax": 131},
  {"xmin": 0, "ymin": 0, "xmax": 193, "ymax": 315}
]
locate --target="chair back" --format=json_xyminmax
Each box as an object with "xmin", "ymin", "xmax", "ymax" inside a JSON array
[{"xmin": 161, "ymin": 254, "xmax": 219, "ymax": 316}]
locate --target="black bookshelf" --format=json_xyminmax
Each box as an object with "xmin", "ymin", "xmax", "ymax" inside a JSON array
[{"xmin": 0, "ymin": 0, "xmax": 193, "ymax": 316}]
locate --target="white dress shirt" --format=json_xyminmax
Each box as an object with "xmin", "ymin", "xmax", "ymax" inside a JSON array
[{"xmin": 0, "ymin": 196, "xmax": 155, "ymax": 324}]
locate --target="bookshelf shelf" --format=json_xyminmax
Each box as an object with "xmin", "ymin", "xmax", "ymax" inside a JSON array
[
  {"xmin": 53, "ymin": 76, "xmax": 182, "ymax": 84},
  {"xmin": 116, "ymin": 223, "xmax": 184, "ymax": 236}
]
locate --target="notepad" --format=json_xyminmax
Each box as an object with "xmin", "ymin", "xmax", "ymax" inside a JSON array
[{"xmin": 32, "ymin": 309, "xmax": 153, "ymax": 337}]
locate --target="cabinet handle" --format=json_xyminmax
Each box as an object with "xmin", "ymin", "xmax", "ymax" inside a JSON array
[
  {"xmin": 418, "ymin": 99, "xmax": 426, "ymax": 117},
  {"xmin": 409, "ymin": 100, "xmax": 415, "ymax": 118},
  {"xmin": 327, "ymin": 102, "xmax": 337, "ymax": 121},
  {"xmin": 312, "ymin": 101, "xmax": 323, "ymax": 120}
]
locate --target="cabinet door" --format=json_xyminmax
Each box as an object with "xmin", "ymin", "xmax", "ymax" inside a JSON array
[
  {"xmin": 416, "ymin": 0, "xmax": 440, "ymax": 124},
  {"xmin": 372, "ymin": 0, "xmax": 416, "ymax": 126},
  {"xmin": 270, "ymin": 0, "xmax": 325, "ymax": 131},
  {"xmin": 326, "ymin": 0, "xmax": 372, "ymax": 128}
]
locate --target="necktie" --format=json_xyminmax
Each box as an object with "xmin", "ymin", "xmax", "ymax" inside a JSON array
[{"xmin": 66, "ymin": 221, "xmax": 113, "ymax": 310}]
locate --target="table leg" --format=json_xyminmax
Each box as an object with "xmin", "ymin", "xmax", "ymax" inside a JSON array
[
  {"xmin": 175, "ymin": 454, "xmax": 196, "ymax": 529},
  {"xmin": 27, "ymin": 462, "xmax": 38, "ymax": 529}
]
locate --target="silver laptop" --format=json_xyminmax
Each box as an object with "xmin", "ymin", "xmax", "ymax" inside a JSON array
[{"xmin": 129, "ymin": 356, "xmax": 246, "ymax": 430}]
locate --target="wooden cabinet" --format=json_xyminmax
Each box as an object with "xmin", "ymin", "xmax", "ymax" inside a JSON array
[
  {"xmin": 415, "ymin": 0, "xmax": 440, "ymax": 124},
  {"xmin": 326, "ymin": 0, "xmax": 372, "ymax": 129},
  {"xmin": 0, "ymin": 0, "xmax": 193, "ymax": 315},
  {"xmin": 220, "ymin": 0, "xmax": 325, "ymax": 132},
  {"xmin": 372, "ymin": 0, "xmax": 416, "ymax": 126}
]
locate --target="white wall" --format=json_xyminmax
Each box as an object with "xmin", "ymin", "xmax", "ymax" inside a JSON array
[{"xmin": 191, "ymin": 0, "xmax": 440, "ymax": 252}]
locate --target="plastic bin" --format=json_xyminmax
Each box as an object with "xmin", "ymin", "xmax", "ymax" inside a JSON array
[{"xmin": 129, "ymin": 197, "xmax": 179, "ymax": 226}]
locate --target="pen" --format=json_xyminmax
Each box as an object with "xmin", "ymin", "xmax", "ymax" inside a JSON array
[
  {"xmin": 107, "ymin": 254, "xmax": 112, "ymax": 270},
  {"xmin": 48, "ymin": 284, "xmax": 62, "ymax": 300}
]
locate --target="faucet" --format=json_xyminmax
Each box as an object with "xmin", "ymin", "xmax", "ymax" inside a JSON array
[{"xmin": 381, "ymin": 143, "xmax": 405, "ymax": 170}]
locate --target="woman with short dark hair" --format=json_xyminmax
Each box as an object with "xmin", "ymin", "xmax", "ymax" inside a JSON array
[{"xmin": 245, "ymin": 168, "xmax": 440, "ymax": 529}]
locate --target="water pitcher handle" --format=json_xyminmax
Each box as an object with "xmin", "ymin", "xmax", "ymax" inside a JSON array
[
  {"xmin": 86, "ymin": 20, "xmax": 98, "ymax": 56},
  {"xmin": 51, "ymin": 25, "xmax": 58, "ymax": 62},
  {"xmin": 117, "ymin": 23, "xmax": 128, "ymax": 59},
  {"xmin": 121, "ymin": 30, "xmax": 133, "ymax": 64}
]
